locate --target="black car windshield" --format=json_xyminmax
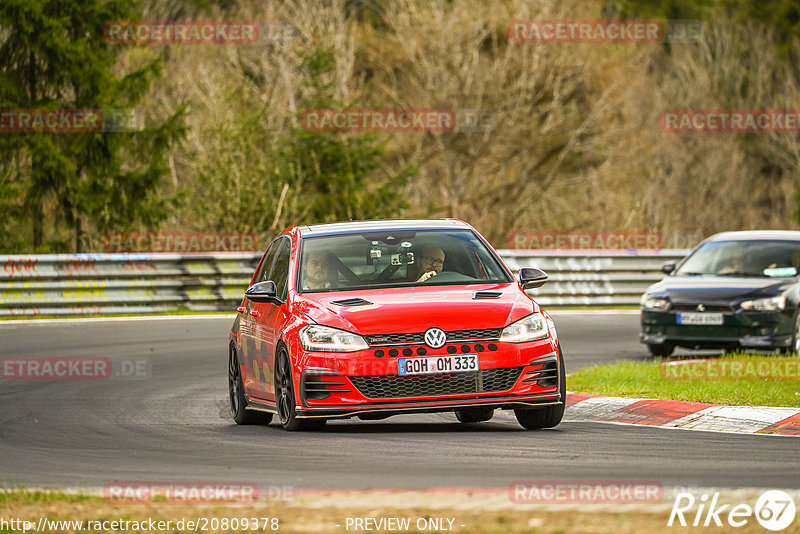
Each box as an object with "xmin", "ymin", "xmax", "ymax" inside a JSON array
[
  {"xmin": 676, "ymin": 240, "xmax": 800, "ymax": 278},
  {"xmin": 297, "ymin": 229, "xmax": 511, "ymax": 292}
]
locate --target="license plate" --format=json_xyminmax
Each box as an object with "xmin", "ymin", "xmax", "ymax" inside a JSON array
[
  {"xmin": 398, "ymin": 354, "xmax": 479, "ymax": 376},
  {"xmin": 677, "ymin": 312, "xmax": 724, "ymax": 325}
]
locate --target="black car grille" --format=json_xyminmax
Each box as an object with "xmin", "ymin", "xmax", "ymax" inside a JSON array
[
  {"xmin": 364, "ymin": 328, "xmax": 502, "ymax": 346},
  {"xmin": 349, "ymin": 366, "xmax": 523, "ymax": 399},
  {"xmin": 670, "ymin": 304, "xmax": 731, "ymax": 312}
]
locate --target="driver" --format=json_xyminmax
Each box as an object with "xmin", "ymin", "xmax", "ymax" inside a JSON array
[
  {"xmin": 720, "ymin": 248, "xmax": 748, "ymax": 275},
  {"xmin": 414, "ymin": 245, "xmax": 445, "ymax": 282},
  {"xmin": 302, "ymin": 250, "xmax": 335, "ymax": 290}
]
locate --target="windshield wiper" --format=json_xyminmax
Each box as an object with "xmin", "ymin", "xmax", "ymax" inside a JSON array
[
  {"xmin": 678, "ymin": 272, "xmax": 707, "ymax": 276},
  {"xmin": 717, "ymin": 271, "xmax": 764, "ymax": 277}
]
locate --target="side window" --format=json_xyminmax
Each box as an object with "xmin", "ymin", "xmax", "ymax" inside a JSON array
[
  {"xmin": 254, "ymin": 238, "xmax": 281, "ymax": 283},
  {"xmin": 271, "ymin": 239, "xmax": 291, "ymax": 301}
]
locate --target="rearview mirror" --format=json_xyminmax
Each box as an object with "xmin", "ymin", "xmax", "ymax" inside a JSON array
[
  {"xmin": 662, "ymin": 260, "xmax": 676, "ymax": 275},
  {"xmin": 245, "ymin": 281, "xmax": 279, "ymax": 303},
  {"xmin": 519, "ymin": 267, "xmax": 548, "ymax": 289}
]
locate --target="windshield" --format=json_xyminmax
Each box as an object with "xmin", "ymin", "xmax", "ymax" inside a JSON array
[
  {"xmin": 676, "ymin": 240, "xmax": 800, "ymax": 278},
  {"xmin": 297, "ymin": 229, "xmax": 511, "ymax": 292}
]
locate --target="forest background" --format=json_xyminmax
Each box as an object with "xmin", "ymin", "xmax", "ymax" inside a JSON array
[{"xmin": 1, "ymin": 0, "xmax": 799, "ymax": 253}]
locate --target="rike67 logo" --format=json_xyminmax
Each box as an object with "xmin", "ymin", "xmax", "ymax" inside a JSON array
[{"xmin": 669, "ymin": 490, "xmax": 796, "ymax": 531}]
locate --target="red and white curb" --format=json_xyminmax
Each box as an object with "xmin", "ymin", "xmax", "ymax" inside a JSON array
[{"xmin": 565, "ymin": 393, "xmax": 800, "ymax": 436}]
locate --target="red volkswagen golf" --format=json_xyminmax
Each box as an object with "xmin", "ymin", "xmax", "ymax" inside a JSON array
[{"xmin": 228, "ymin": 219, "xmax": 565, "ymax": 431}]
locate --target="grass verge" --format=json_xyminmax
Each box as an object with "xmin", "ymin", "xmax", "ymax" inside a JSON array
[
  {"xmin": 0, "ymin": 488, "xmax": 785, "ymax": 534},
  {"xmin": 568, "ymin": 353, "xmax": 800, "ymax": 407}
]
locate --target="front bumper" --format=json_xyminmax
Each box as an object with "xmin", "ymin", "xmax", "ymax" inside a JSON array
[
  {"xmin": 641, "ymin": 308, "xmax": 794, "ymax": 349},
  {"xmin": 280, "ymin": 337, "xmax": 562, "ymax": 419}
]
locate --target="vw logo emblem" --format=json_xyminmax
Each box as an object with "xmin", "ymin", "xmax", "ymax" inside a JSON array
[
  {"xmin": 424, "ymin": 328, "xmax": 447, "ymax": 349},
  {"xmin": 697, "ymin": 304, "xmax": 705, "ymax": 312}
]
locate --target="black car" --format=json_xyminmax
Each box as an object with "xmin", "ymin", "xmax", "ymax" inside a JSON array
[{"xmin": 640, "ymin": 231, "xmax": 800, "ymax": 356}]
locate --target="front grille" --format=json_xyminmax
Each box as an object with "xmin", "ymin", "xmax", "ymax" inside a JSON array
[
  {"xmin": 447, "ymin": 328, "xmax": 502, "ymax": 340},
  {"xmin": 365, "ymin": 332, "xmax": 423, "ymax": 345},
  {"xmin": 365, "ymin": 328, "xmax": 502, "ymax": 346},
  {"xmin": 349, "ymin": 366, "xmax": 523, "ymax": 399},
  {"xmin": 670, "ymin": 304, "xmax": 731, "ymax": 312}
]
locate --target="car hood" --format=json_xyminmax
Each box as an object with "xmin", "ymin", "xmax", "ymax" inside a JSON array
[
  {"xmin": 292, "ymin": 283, "xmax": 535, "ymax": 334},
  {"xmin": 646, "ymin": 275, "xmax": 794, "ymax": 302}
]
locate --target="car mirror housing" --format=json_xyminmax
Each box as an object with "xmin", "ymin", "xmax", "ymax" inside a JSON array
[
  {"xmin": 245, "ymin": 281, "xmax": 279, "ymax": 303},
  {"xmin": 519, "ymin": 267, "xmax": 548, "ymax": 289},
  {"xmin": 662, "ymin": 260, "xmax": 677, "ymax": 275}
]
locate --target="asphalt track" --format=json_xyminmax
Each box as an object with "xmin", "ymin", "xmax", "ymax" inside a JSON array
[{"xmin": 0, "ymin": 312, "xmax": 797, "ymax": 491}]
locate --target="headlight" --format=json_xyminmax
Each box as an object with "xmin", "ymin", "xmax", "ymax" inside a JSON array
[
  {"xmin": 739, "ymin": 295, "xmax": 786, "ymax": 311},
  {"xmin": 641, "ymin": 294, "xmax": 669, "ymax": 310},
  {"xmin": 499, "ymin": 313, "xmax": 549, "ymax": 343},
  {"xmin": 299, "ymin": 325, "xmax": 369, "ymax": 352}
]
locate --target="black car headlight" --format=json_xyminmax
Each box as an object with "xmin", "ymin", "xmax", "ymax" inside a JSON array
[
  {"xmin": 739, "ymin": 295, "xmax": 786, "ymax": 311},
  {"xmin": 641, "ymin": 293, "xmax": 669, "ymax": 310},
  {"xmin": 499, "ymin": 313, "xmax": 549, "ymax": 343},
  {"xmin": 299, "ymin": 325, "xmax": 369, "ymax": 352}
]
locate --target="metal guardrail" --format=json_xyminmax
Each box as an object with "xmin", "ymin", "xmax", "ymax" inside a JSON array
[
  {"xmin": 0, "ymin": 250, "xmax": 689, "ymax": 316},
  {"xmin": 500, "ymin": 249, "xmax": 689, "ymax": 306}
]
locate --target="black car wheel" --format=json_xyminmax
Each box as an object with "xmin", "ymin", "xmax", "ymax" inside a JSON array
[
  {"xmin": 454, "ymin": 407, "xmax": 495, "ymax": 423},
  {"xmin": 514, "ymin": 348, "xmax": 566, "ymax": 430},
  {"xmin": 647, "ymin": 343, "xmax": 674, "ymax": 357},
  {"xmin": 784, "ymin": 312, "xmax": 800, "ymax": 355},
  {"xmin": 275, "ymin": 347, "xmax": 326, "ymax": 431},
  {"xmin": 229, "ymin": 345, "xmax": 272, "ymax": 425}
]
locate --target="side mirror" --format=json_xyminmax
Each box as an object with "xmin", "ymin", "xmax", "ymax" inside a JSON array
[
  {"xmin": 661, "ymin": 261, "xmax": 676, "ymax": 275},
  {"xmin": 245, "ymin": 281, "xmax": 279, "ymax": 303},
  {"xmin": 519, "ymin": 267, "xmax": 548, "ymax": 289}
]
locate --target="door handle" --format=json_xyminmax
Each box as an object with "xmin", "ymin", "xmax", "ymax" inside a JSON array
[{"xmin": 249, "ymin": 309, "xmax": 261, "ymax": 318}]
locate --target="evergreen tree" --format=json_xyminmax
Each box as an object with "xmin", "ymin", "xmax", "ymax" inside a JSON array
[
  {"xmin": 0, "ymin": 0, "xmax": 186, "ymax": 252},
  {"xmin": 280, "ymin": 47, "xmax": 414, "ymax": 224}
]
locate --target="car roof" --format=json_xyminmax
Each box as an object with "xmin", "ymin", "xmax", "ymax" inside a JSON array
[
  {"xmin": 705, "ymin": 230, "xmax": 800, "ymax": 242},
  {"xmin": 297, "ymin": 219, "xmax": 471, "ymax": 237}
]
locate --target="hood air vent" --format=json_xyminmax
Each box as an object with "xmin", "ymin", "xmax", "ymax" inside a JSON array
[
  {"xmin": 473, "ymin": 291, "xmax": 502, "ymax": 299},
  {"xmin": 330, "ymin": 297, "xmax": 373, "ymax": 307}
]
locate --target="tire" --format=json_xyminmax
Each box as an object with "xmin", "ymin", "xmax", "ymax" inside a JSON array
[
  {"xmin": 229, "ymin": 345, "xmax": 272, "ymax": 425},
  {"xmin": 514, "ymin": 348, "xmax": 566, "ymax": 430},
  {"xmin": 647, "ymin": 343, "xmax": 674, "ymax": 357},
  {"xmin": 274, "ymin": 347, "xmax": 326, "ymax": 431},
  {"xmin": 782, "ymin": 311, "xmax": 800, "ymax": 355},
  {"xmin": 454, "ymin": 407, "xmax": 495, "ymax": 423}
]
